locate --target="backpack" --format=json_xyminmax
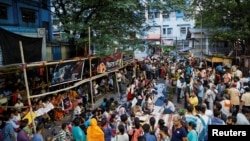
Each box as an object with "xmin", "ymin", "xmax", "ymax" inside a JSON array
[{"xmin": 196, "ymin": 115, "xmax": 209, "ymax": 141}]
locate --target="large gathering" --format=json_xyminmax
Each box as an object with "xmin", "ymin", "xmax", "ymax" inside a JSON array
[
  {"xmin": 0, "ymin": 0, "xmax": 250, "ymax": 141},
  {"xmin": 0, "ymin": 54, "xmax": 250, "ymax": 141}
]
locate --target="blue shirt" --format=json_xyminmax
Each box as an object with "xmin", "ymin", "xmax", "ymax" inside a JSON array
[
  {"xmin": 211, "ymin": 117, "xmax": 225, "ymax": 125},
  {"xmin": 102, "ymin": 127, "xmax": 113, "ymax": 141},
  {"xmin": 2, "ymin": 122, "xmax": 15, "ymax": 141},
  {"xmin": 72, "ymin": 126, "xmax": 86, "ymax": 141},
  {"xmin": 171, "ymin": 126, "xmax": 187, "ymax": 141},
  {"xmin": 33, "ymin": 133, "xmax": 44, "ymax": 141},
  {"xmin": 198, "ymin": 85, "xmax": 204, "ymax": 98},
  {"xmin": 216, "ymin": 65, "xmax": 223, "ymax": 72},
  {"xmin": 144, "ymin": 133, "xmax": 157, "ymax": 141},
  {"xmin": 187, "ymin": 130, "xmax": 198, "ymax": 141}
]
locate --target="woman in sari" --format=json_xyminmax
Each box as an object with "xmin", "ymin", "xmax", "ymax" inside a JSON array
[{"xmin": 87, "ymin": 118, "xmax": 105, "ymax": 141}]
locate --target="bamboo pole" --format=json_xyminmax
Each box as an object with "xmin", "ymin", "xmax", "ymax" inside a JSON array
[
  {"xmin": 30, "ymin": 79, "xmax": 90, "ymax": 98},
  {"xmin": 115, "ymin": 71, "xmax": 120, "ymax": 98},
  {"xmin": 25, "ymin": 57, "xmax": 88, "ymax": 68},
  {"xmin": 0, "ymin": 106, "xmax": 29, "ymax": 108},
  {"xmin": 89, "ymin": 58, "xmax": 94, "ymax": 108},
  {"xmin": 19, "ymin": 41, "xmax": 37, "ymax": 133},
  {"xmin": 46, "ymin": 65, "xmax": 49, "ymax": 92}
]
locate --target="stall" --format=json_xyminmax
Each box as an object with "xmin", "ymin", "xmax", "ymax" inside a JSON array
[{"xmin": 205, "ymin": 55, "xmax": 232, "ymax": 67}]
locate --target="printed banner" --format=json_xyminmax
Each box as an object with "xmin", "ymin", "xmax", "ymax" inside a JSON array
[
  {"xmin": 122, "ymin": 54, "xmax": 134, "ymax": 66},
  {"xmin": 62, "ymin": 97, "xmax": 71, "ymax": 110},
  {"xmin": 51, "ymin": 60, "xmax": 85, "ymax": 86},
  {"xmin": 97, "ymin": 54, "xmax": 122, "ymax": 73},
  {"xmin": 162, "ymin": 39, "xmax": 174, "ymax": 46}
]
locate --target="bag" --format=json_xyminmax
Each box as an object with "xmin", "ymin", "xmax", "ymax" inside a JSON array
[{"xmin": 196, "ymin": 115, "xmax": 209, "ymax": 141}]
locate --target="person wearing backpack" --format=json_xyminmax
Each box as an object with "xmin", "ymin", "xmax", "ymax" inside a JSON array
[{"xmin": 195, "ymin": 104, "xmax": 210, "ymax": 141}]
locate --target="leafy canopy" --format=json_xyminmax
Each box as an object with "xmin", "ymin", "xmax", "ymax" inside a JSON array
[
  {"xmin": 184, "ymin": 0, "xmax": 250, "ymax": 42},
  {"xmin": 51, "ymin": 0, "xmax": 184, "ymax": 56}
]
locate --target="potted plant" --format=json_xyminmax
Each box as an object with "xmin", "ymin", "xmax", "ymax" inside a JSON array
[
  {"xmin": 178, "ymin": 108, "xmax": 186, "ymax": 116},
  {"xmin": 168, "ymin": 93, "xmax": 174, "ymax": 100}
]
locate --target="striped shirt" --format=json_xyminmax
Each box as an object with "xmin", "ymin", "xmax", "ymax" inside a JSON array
[{"xmin": 58, "ymin": 129, "xmax": 67, "ymax": 141}]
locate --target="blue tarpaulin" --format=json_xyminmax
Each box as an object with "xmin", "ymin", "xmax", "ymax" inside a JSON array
[{"xmin": 178, "ymin": 47, "xmax": 192, "ymax": 52}]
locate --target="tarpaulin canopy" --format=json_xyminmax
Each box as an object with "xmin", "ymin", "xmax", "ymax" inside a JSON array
[
  {"xmin": 0, "ymin": 27, "xmax": 42, "ymax": 65},
  {"xmin": 178, "ymin": 47, "xmax": 192, "ymax": 52}
]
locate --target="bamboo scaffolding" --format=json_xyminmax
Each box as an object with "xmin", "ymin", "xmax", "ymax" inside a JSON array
[{"xmin": 19, "ymin": 41, "xmax": 37, "ymax": 133}]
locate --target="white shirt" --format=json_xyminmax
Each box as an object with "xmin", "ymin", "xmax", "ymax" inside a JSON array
[
  {"xmin": 108, "ymin": 78, "xmax": 114, "ymax": 86},
  {"xmin": 14, "ymin": 102, "xmax": 24, "ymax": 109},
  {"xmin": 163, "ymin": 101, "xmax": 175, "ymax": 112},
  {"xmin": 205, "ymin": 109, "xmax": 213, "ymax": 118},
  {"xmin": 117, "ymin": 73, "xmax": 122, "ymax": 82},
  {"xmin": 13, "ymin": 114, "xmax": 21, "ymax": 122},
  {"xmin": 220, "ymin": 100, "xmax": 231, "ymax": 117},
  {"xmin": 176, "ymin": 79, "xmax": 186, "ymax": 89},
  {"xmin": 116, "ymin": 133, "xmax": 129, "ymax": 141},
  {"xmin": 74, "ymin": 105, "xmax": 81, "ymax": 115},
  {"xmin": 199, "ymin": 114, "xmax": 210, "ymax": 125},
  {"xmin": 204, "ymin": 89, "xmax": 215, "ymax": 102}
]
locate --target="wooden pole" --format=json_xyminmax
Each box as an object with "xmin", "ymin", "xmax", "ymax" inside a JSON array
[
  {"xmin": 89, "ymin": 58, "xmax": 94, "ymax": 108},
  {"xmin": 0, "ymin": 105, "xmax": 29, "ymax": 108},
  {"xmin": 115, "ymin": 71, "xmax": 120, "ymax": 99},
  {"xmin": 19, "ymin": 41, "xmax": 36, "ymax": 132},
  {"xmin": 46, "ymin": 65, "xmax": 49, "ymax": 92},
  {"xmin": 88, "ymin": 26, "xmax": 91, "ymax": 55}
]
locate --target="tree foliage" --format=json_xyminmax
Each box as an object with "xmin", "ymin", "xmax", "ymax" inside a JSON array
[
  {"xmin": 51, "ymin": 0, "xmax": 183, "ymax": 56},
  {"xmin": 52, "ymin": 0, "xmax": 145, "ymax": 56},
  {"xmin": 184, "ymin": 0, "xmax": 250, "ymax": 44}
]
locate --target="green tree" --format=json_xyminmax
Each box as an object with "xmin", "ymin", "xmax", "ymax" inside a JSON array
[
  {"xmin": 184, "ymin": 0, "xmax": 250, "ymax": 55},
  {"xmin": 51, "ymin": 0, "xmax": 182, "ymax": 57},
  {"xmin": 52, "ymin": 0, "xmax": 147, "ymax": 57}
]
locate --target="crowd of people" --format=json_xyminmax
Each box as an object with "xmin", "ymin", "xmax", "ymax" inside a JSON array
[{"xmin": 0, "ymin": 55, "xmax": 250, "ymax": 141}]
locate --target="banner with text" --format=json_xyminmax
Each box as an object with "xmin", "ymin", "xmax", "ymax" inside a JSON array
[
  {"xmin": 122, "ymin": 54, "xmax": 134, "ymax": 67},
  {"xmin": 97, "ymin": 54, "xmax": 122, "ymax": 73},
  {"xmin": 51, "ymin": 60, "xmax": 85, "ymax": 86}
]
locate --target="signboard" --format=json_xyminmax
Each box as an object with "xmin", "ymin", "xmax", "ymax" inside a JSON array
[
  {"xmin": 51, "ymin": 60, "xmax": 85, "ymax": 86},
  {"xmin": 122, "ymin": 54, "xmax": 134, "ymax": 66},
  {"xmin": 97, "ymin": 53, "xmax": 122, "ymax": 73},
  {"xmin": 105, "ymin": 56, "xmax": 121, "ymax": 72}
]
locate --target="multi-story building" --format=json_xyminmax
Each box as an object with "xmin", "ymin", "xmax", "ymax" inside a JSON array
[
  {"xmin": 0, "ymin": 0, "xmax": 52, "ymax": 62},
  {"xmin": 139, "ymin": 0, "xmax": 195, "ymax": 52}
]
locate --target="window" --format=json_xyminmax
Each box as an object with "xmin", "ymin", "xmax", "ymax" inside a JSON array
[
  {"xmin": 42, "ymin": 0, "xmax": 48, "ymax": 9},
  {"xmin": 155, "ymin": 12, "xmax": 160, "ymax": 18},
  {"xmin": 167, "ymin": 28, "xmax": 172, "ymax": 35},
  {"xmin": 0, "ymin": 5, "xmax": 8, "ymax": 19},
  {"xmin": 148, "ymin": 12, "xmax": 154, "ymax": 19},
  {"xmin": 180, "ymin": 27, "xmax": 186, "ymax": 34},
  {"xmin": 162, "ymin": 11, "xmax": 169, "ymax": 19},
  {"xmin": 21, "ymin": 8, "xmax": 36, "ymax": 23},
  {"xmin": 163, "ymin": 28, "xmax": 166, "ymax": 34}
]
